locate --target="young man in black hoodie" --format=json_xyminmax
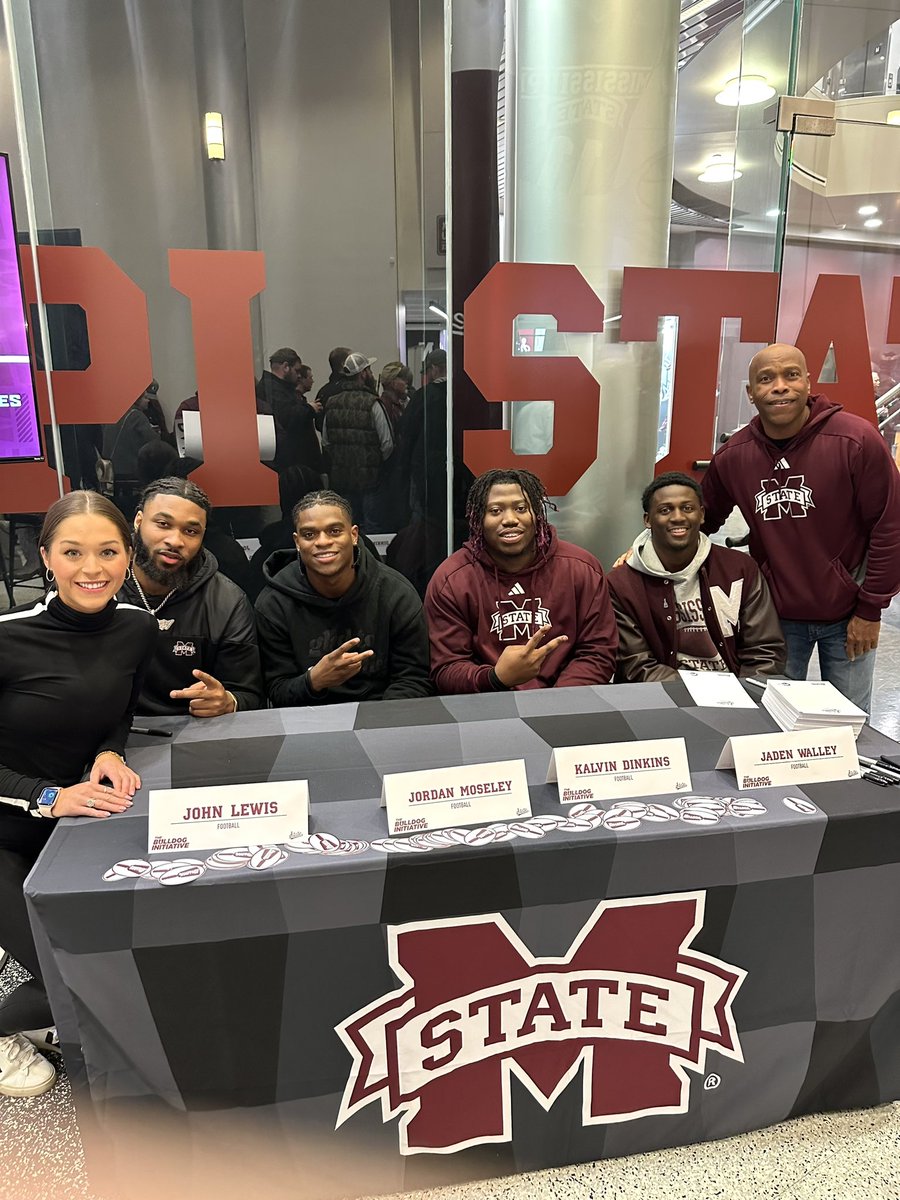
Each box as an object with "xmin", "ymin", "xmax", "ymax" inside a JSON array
[
  {"xmin": 255, "ymin": 490, "xmax": 432, "ymax": 705},
  {"xmin": 121, "ymin": 477, "xmax": 264, "ymax": 717}
]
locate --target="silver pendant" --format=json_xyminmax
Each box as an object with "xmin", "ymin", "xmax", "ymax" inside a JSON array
[{"xmin": 158, "ymin": 618, "xmax": 175, "ymax": 631}]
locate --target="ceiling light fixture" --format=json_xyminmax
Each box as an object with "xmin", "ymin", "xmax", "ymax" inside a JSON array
[
  {"xmin": 698, "ymin": 154, "xmax": 742, "ymax": 183},
  {"xmin": 864, "ymin": 218, "xmax": 883, "ymax": 229},
  {"xmin": 715, "ymin": 74, "xmax": 776, "ymax": 107},
  {"xmin": 858, "ymin": 205, "xmax": 879, "ymax": 216}
]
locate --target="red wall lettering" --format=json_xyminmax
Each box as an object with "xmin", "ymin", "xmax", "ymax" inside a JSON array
[
  {"xmin": 620, "ymin": 268, "xmax": 779, "ymax": 477},
  {"xmin": 792, "ymin": 275, "xmax": 876, "ymax": 423},
  {"xmin": 462, "ymin": 262, "xmax": 604, "ymax": 495},
  {"xmin": 0, "ymin": 246, "xmax": 155, "ymax": 512},
  {"xmin": 169, "ymin": 250, "xmax": 276, "ymax": 506}
]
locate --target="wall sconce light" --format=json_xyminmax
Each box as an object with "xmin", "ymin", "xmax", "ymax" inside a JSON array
[{"xmin": 205, "ymin": 112, "xmax": 225, "ymax": 160}]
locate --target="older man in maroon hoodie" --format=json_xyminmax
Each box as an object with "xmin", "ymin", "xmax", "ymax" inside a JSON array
[
  {"xmin": 702, "ymin": 342, "xmax": 900, "ymax": 713},
  {"xmin": 425, "ymin": 469, "xmax": 617, "ymax": 693}
]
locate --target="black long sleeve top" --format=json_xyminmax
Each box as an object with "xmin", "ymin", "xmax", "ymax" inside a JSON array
[{"xmin": 0, "ymin": 592, "xmax": 158, "ymax": 852}]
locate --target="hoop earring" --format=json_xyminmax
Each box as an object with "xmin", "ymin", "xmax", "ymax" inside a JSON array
[
  {"xmin": 124, "ymin": 567, "xmax": 132, "ymax": 581},
  {"xmin": 45, "ymin": 568, "xmax": 55, "ymax": 583}
]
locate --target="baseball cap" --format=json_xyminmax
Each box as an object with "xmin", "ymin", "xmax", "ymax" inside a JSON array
[{"xmin": 341, "ymin": 352, "xmax": 378, "ymax": 377}]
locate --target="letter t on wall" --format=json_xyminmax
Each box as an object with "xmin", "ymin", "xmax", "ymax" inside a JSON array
[{"xmin": 620, "ymin": 268, "xmax": 778, "ymax": 476}]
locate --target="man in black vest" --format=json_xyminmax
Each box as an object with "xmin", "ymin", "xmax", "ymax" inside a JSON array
[{"xmin": 321, "ymin": 351, "xmax": 393, "ymax": 531}]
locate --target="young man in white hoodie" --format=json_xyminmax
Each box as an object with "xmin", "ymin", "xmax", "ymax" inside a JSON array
[{"xmin": 607, "ymin": 472, "xmax": 785, "ymax": 683}]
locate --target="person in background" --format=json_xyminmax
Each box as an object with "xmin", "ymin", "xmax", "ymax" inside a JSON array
[
  {"xmin": 0, "ymin": 492, "xmax": 157, "ymax": 1096},
  {"xmin": 321, "ymin": 352, "xmax": 392, "ymax": 531},
  {"xmin": 119, "ymin": 477, "xmax": 263, "ymax": 717},
  {"xmin": 297, "ymin": 364, "xmax": 322, "ymax": 420},
  {"xmin": 255, "ymin": 490, "xmax": 431, "ymax": 705},
  {"xmin": 256, "ymin": 348, "xmax": 324, "ymax": 483},
  {"xmin": 426, "ymin": 468, "xmax": 618, "ymax": 693},
  {"xmin": 607, "ymin": 471, "xmax": 785, "ymax": 682},
  {"xmin": 314, "ymin": 345, "xmax": 353, "ymax": 430},
  {"xmin": 377, "ymin": 362, "xmax": 413, "ymax": 531}
]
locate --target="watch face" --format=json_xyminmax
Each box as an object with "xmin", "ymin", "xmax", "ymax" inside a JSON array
[{"xmin": 38, "ymin": 787, "xmax": 60, "ymax": 808}]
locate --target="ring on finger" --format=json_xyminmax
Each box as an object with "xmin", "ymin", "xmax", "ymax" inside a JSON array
[{"xmin": 86, "ymin": 798, "xmax": 96, "ymax": 808}]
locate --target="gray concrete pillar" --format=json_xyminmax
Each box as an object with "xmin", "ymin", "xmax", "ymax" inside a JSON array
[{"xmin": 507, "ymin": 0, "xmax": 679, "ymax": 564}]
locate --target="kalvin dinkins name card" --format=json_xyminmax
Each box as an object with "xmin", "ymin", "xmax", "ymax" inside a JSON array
[
  {"xmin": 381, "ymin": 759, "xmax": 530, "ymax": 836},
  {"xmin": 547, "ymin": 738, "xmax": 692, "ymax": 804},
  {"xmin": 148, "ymin": 780, "xmax": 309, "ymax": 854},
  {"xmin": 715, "ymin": 726, "xmax": 860, "ymax": 790}
]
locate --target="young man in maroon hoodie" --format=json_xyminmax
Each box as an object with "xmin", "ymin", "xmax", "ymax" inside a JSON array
[
  {"xmin": 701, "ymin": 343, "xmax": 900, "ymax": 712},
  {"xmin": 425, "ymin": 469, "xmax": 617, "ymax": 693}
]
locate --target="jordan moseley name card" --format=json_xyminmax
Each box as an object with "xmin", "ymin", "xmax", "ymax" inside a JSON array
[{"xmin": 381, "ymin": 759, "xmax": 530, "ymax": 836}]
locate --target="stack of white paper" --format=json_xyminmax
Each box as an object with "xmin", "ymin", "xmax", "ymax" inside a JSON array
[{"xmin": 761, "ymin": 679, "xmax": 866, "ymax": 738}]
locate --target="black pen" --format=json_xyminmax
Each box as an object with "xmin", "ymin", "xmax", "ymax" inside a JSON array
[
  {"xmin": 859, "ymin": 755, "xmax": 900, "ymax": 781},
  {"xmin": 861, "ymin": 770, "xmax": 893, "ymax": 787},
  {"xmin": 130, "ymin": 727, "xmax": 173, "ymax": 738}
]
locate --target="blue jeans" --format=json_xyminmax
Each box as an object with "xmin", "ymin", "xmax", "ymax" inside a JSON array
[{"xmin": 780, "ymin": 618, "xmax": 876, "ymax": 714}]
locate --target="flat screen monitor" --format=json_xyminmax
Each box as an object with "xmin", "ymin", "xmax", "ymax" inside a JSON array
[{"xmin": 0, "ymin": 152, "xmax": 42, "ymax": 462}]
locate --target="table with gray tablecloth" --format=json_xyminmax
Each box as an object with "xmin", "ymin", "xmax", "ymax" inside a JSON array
[{"xmin": 25, "ymin": 682, "xmax": 900, "ymax": 1199}]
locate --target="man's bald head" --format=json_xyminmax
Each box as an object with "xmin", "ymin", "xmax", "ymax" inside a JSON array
[{"xmin": 748, "ymin": 343, "xmax": 809, "ymax": 384}]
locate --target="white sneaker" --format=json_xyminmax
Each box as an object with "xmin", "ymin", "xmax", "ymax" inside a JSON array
[
  {"xmin": 0, "ymin": 1033, "xmax": 57, "ymax": 1097},
  {"xmin": 21, "ymin": 1025, "xmax": 61, "ymax": 1056}
]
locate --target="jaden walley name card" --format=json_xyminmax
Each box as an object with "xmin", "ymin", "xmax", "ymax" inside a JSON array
[
  {"xmin": 715, "ymin": 725, "xmax": 860, "ymax": 790},
  {"xmin": 547, "ymin": 738, "xmax": 691, "ymax": 804},
  {"xmin": 148, "ymin": 780, "xmax": 309, "ymax": 854},
  {"xmin": 381, "ymin": 759, "xmax": 530, "ymax": 836}
]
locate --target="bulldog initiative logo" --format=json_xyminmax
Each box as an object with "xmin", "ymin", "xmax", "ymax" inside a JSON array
[{"xmin": 336, "ymin": 892, "xmax": 746, "ymax": 1154}]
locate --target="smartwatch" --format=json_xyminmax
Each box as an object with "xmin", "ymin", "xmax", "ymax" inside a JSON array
[{"xmin": 37, "ymin": 786, "xmax": 61, "ymax": 818}]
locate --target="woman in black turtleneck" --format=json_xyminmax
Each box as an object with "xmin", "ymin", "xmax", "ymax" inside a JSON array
[{"xmin": 0, "ymin": 491, "xmax": 157, "ymax": 1096}]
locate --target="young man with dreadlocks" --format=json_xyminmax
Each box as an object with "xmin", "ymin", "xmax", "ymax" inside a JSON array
[
  {"xmin": 255, "ymin": 490, "xmax": 432, "ymax": 705},
  {"xmin": 425, "ymin": 469, "xmax": 617, "ymax": 692}
]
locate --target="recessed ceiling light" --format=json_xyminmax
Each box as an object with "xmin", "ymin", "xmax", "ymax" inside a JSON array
[
  {"xmin": 858, "ymin": 205, "xmax": 879, "ymax": 216},
  {"xmin": 715, "ymin": 75, "xmax": 776, "ymax": 107},
  {"xmin": 887, "ymin": 110, "xmax": 900, "ymax": 125},
  {"xmin": 698, "ymin": 154, "xmax": 742, "ymax": 183},
  {"xmin": 864, "ymin": 218, "xmax": 883, "ymax": 229}
]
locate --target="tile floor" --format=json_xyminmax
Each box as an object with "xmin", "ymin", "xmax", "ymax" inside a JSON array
[{"xmin": 1, "ymin": 591, "xmax": 899, "ymax": 1200}]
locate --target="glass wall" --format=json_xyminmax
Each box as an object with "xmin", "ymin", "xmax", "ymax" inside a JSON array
[
  {"xmin": 0, "ymin": 0, "xmax": 448, "ymax": 601},
  {"xmin": 0, "ymin": 0, "xmax": 898, "ymax": 606}
]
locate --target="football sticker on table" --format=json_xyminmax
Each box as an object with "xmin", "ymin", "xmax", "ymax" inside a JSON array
[{"xmin": 336, "ymin": 891, "xmax": 746, "ymax": 1155}]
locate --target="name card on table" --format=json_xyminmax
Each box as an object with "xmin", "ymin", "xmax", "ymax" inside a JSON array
[
  {"xmin": 715, "ymin": 725, "xmax": 860, "ymax": 790},
  {"xmin": 678, "ymin": 669, "xmax": 757, "ymax": 709},
  {"xmin": 381, "ymin": 759, "xmax": 530, "ymax": 837},
  {"xmin": 547, "ymin": 738, "xmax": 692, "ymax": 804},
  {"xmin": 148, "ymin": 780, "xmax": 309, "ymax": 854}
]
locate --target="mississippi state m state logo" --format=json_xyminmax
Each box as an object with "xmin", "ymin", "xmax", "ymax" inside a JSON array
[
  {"xmin": 490, "ymin": 595, "xmax": 551, "ymax": 641},
  {"xmin": 336, "ymin": 892, "xmax": 745, "ymax": 1154},
  {"xmin": 754, "ymin": 475, "xmax": 815, "ymax": 520}
]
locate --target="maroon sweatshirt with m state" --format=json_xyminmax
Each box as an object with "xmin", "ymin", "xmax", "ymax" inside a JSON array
[
  {"xmin": 702, "ymin": 394, "xmax": 900, "ymax": 622},
  {"xmin": 425, "ymin": 528, "xmax": 618, "ymax": 694}
]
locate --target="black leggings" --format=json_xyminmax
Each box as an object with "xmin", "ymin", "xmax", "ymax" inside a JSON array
[{"xmin": 0, "ymin": 847, "xmax": 53, "ymax": 1034}]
